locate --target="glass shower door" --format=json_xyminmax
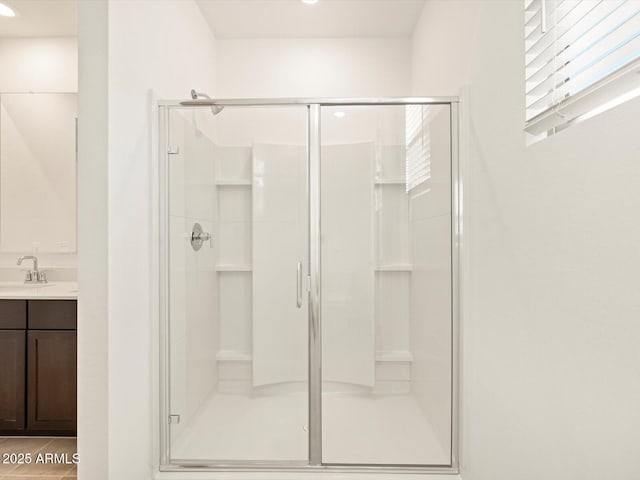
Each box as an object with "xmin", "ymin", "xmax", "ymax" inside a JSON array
[
  {"xmin": 164, "ymin": 105, "xmax": 309, "ymax": 464},
  {"xmin": 319, "ymin": 104, "xmax": 454, "ymax": 466}
]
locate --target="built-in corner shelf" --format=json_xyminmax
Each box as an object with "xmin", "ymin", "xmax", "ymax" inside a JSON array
[
  {"xmin": 216, "ymin": 179, "xmax": 252, "ymax": 186},
  {"xmin": 216, "ymin": 264, "xmax": 252, "ymax": 272},
  {"xmin": 375, "ymin": 264, "xmax": 413, "ymax": 272},
  {"xmin": 216, "ymin": 350, "xmax": 252, "ymax": 362}
]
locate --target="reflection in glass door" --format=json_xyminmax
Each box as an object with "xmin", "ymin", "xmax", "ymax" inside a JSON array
[
  {"xmin": 165, "ymin": 105, "xmax": 309, "ymax": 463},
  {"xmin": 319, "ymin": 104, "xmax": 453, "ymax": 466}
]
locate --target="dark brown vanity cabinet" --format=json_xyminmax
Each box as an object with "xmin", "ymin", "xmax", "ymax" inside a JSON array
[{"xmin": 0, "ymin": 299, "xmax": 77, "ymax": 435}]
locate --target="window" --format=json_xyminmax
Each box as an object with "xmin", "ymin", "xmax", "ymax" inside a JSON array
[
  {"xmin": 405, "ymin": 105, "xmax": 431, "ymax": 192},
  {"xmin": 525, "ymin": 0, "xmax": 640, "ymax": 137}
]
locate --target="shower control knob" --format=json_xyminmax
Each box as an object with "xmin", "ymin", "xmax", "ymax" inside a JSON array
[{"xmin": 190, "ymin": 223, "xmax": 213, "ymax": 251}]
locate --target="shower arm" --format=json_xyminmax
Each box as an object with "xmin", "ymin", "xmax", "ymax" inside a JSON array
[
  {"xmin": 190, "ymin": 89, "xmax": 224, "ymax": 115},
  {"xmin": 190, "ymin": 89, "xmax": 211, "ymax": 100}
]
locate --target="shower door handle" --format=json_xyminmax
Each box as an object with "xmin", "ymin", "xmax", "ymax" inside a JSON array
[{"xmin": 296, "ymin": 261, "xmax": 303, "ymax": 308}]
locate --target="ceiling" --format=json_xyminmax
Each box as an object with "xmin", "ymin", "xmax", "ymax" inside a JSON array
[
  {"xmin": 0, "ymin": 0, "xmax": 77, "ymax": 37},
  {"xmin": 196, "ymin": 0, "xmax": 427, "ymax": 39},
  {"xmin": 0, "ymin": 0, "xmax": 425, "ymax": 39}
]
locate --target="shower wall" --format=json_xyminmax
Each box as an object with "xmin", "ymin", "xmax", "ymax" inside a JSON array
[
  {"xmin": 213, "ymin": 36, "xmax": 413, "ymax": 383},
  {"xmin": 252, "ymin": 143, "xmax": 308, "ymax": 386},
  {"xmin": 209, "ymin": 108, "xmax": 417, "ymax": 392},
  {"xmin": 214, "ymin": 145, "xmax": 253, "ymax": 392},
  {"xmin": 323, "ymin": 107, "xmax": 414, "ymax": 396},
  {"xmin": 212, "ymin": 38, "xmax": 415, "ymax": 392},
  {"xmin": 373, "ymin": 144, "xmax": 412, "ymax": 394},
  {"xmin": 208, "ymin": 108, "xmax": 310, "ymax": 394},
  {"xmin": 321, "ymin": 142, "xmax": 375, "ymax": 387}
]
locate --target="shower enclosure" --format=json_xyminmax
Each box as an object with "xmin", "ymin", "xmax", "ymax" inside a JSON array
[{"xmin": 157, "ymin": 97, "xmax": 459, "ymax": 473}]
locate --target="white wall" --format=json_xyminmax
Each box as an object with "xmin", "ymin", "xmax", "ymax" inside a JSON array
[
  {"xmin": 78, "ymin": 2, "xmax": 108, "ymax": 479},
  {"xmin": 216, "ymin": 38, "xmax": 410, "ymax": 98},
  {"xmin": 412, "ymin": 1, "xmax": 640, "ymax": 478},
  {"xmin": 0, "ymin": 37, "xmax": 77, "ymax": 93},
  {"xmin": 321, "ymin": 142, "xmax": 376, "ymax": 388},
  {"xmin": 108, "ymin": 0, "xmax": 217, "ymax": 475},
  {"xmin": 78, "ymin": 1, "xmax": 218, "ymax": 478}
]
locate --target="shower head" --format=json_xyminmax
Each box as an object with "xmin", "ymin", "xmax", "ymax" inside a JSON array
[{"xmin": 190, "ymin": 89, "xmax": 224, "ymax": 116}]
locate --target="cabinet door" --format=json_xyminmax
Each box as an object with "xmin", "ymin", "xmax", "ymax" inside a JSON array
[
  {"xmin": 0, "ymin": 330, "xmax": 26, "ymax": 431},
  {"xmin": 27, "ymin": 330, "xmax": 77, "ymax": 432}
]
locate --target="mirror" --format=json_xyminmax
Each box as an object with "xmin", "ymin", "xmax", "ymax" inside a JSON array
[{"xmin": 0, "ymin": 93, "xmax": 77, "ymax": 253}]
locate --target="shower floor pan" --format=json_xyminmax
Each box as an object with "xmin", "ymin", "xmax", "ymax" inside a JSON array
[{"xmin": 171, "ymin": 391, "xmax": 448, "ymax": 465}]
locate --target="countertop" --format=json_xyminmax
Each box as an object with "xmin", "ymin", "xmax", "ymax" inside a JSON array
[{"xmin": 0, "ymin": 281, "xmax": 78, "ymax": 300}]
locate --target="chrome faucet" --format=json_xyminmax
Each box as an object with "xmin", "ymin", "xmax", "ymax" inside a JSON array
[{"xmin": 17, "ymin": 255, "xmax": 47, "ymax": 284}]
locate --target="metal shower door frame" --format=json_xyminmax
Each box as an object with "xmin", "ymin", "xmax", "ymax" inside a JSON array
[{"xmin": 157, "ymin": 97, "xmax": 461, "ymax": 475}]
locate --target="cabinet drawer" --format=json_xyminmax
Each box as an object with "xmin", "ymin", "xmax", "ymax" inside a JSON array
[
  {"xmin": 28, "ymin": 300, "xmax": 77, "ymax": 330},
  {"xmin": 0, "ymin": 300, "xmax": 27, "ymax": 329}
]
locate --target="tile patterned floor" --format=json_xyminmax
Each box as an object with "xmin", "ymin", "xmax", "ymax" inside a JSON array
[{"xmin": 0, "ymin": 437, "xmax": 76, "ymax": 480}]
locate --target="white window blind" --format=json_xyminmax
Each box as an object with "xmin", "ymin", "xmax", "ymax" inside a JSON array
[
  {"xmin": 525, "ymin": 0, "xmax": 640, "ymax": 135},
  {"xmin": 405, "ymin": 105, "xmax": 431, "ymax": 192}
]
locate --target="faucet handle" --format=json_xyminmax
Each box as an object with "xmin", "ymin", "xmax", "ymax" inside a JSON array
[
  {"xmin": 37, "ymin": 271, "xmax": 48, "ymax": 283},
  {"xmin": 24, "ymin": 271, "xmax": 33, "ymax": 282}
]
